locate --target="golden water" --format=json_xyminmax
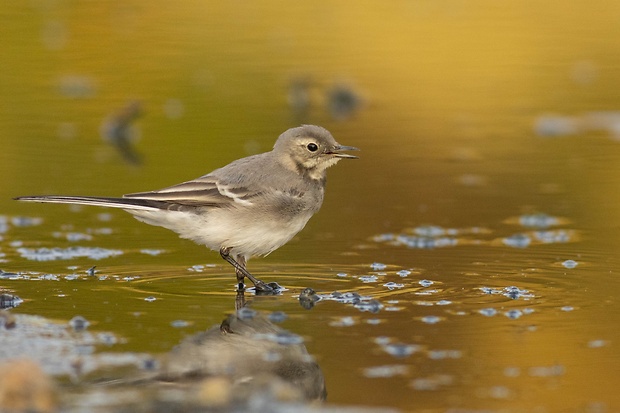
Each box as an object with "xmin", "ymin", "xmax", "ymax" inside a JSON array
[{"xmin": 1, "ymin": 2, "xmax": 620, "ymax": 411}]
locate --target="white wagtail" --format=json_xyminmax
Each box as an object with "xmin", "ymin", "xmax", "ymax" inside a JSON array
[{"xmin": 15, "ymin": 125, "xmax": 358, "ymax": 292}]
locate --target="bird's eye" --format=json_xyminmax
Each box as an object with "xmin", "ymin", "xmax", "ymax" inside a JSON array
[{"xmin": 306, "ymin": 143, "xmax": 319, "ymax": 152}]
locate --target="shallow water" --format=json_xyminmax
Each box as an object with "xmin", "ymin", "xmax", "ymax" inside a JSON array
[{"xmin": 1, "ymin": 2, "xmax": 620, "ymax": 412}]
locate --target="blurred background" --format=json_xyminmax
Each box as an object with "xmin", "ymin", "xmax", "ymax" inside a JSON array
[{"xmin": 1, "ymin": 1, "xmax": 620, "ymax": 412}]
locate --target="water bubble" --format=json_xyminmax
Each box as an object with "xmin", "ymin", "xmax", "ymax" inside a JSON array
[
  {"xmin": 11, "ymin": 216, "xmax": 43, "ymax": 227},
  {"xmin": 419, "ymin": 279, "xmax": 434, "ymax": 287},
  {"xmin": 268, "ymin": 311, "xmax": 288, "ymax": 323},
  {"xmin": 383, "ymin": 282, "xmax": 404, "ymax": 290},
  {"xmin": 263, "ymin": 331, "xmax": 304, "ymax": 345},
  {"xmin": 562, "ymin": 259, "xmax": 578, "ymax": 269},
  {"xmin": 329, "ymin": 316, "xmax": 356, "ymax": 327},
  {"xmin": 534, "ymin": 115, "xmax": 580, "ymax": 137},
  {"xmin": 534, "ymin": 230, "xmax": 574, "ymax": 243},
  {"xmin": 587, "ymin": 339, "xmax": 608, "ymax": 348},
  {"xmin": 528, "ymin": 365, "xmax": 565, "ymax": 377},
  {"xmin": 140, "ymin": 249, "xmax": 165, "ymax": 256},
  {"xmin": 503, "ymin": 234, "xmax": 531, "ymax": 248},
  {"xmin": 413, "ymin": 225, "xmax": 446, "ymax": 237},
  {"xmin": 410, "ymin": 374, "xmax": 453, "ymax": 391},
  {"xmin": 478, "ymin": 308, "xmax": 497, "ymax": 317},
  {"xmin": 363, "ymin": 365, "xmax": 408, "ymax": 378},
  {"xmin": 518, "ymin": 213, "xmax": 560, "ymax": 228},
  {"xmin": 57, "ymin": 74, "xmax": 97, "ymax": 98},
  {"xmin": 370, "ymin": 262, "xmax": 387, "ymax": 271},
  {"xmin": 420, "ymin": 316, "xmax": 442, "ymax": 324},
  {"xmin": 396, "ymin": 270, "xmax": 411, "ymax": 277},
  {"xmin": 354, "ymin": 299, "xmax": 383, "ymax": 313},
  {"xmin": 504, "ymin": 310, "xmax": 523, "ymax": 319},
  {"xmin": 144, "ymin": 296, "xmax": 157, "ymax": 302},
  {"xmin": 383, "ymin": 343, "xmax": 420, "ymax": 358},
  {"xmin": 17, "ymin": 246, "xmax": 123, "ymax": 261},
  {"xmin": 237, "ymin": 307, "xmax": 257, "ymax": 320},
  {"xmin": 488, "ymin": 386, "xmax": 512, "ymax": 399},
  {"xmin": 428, "ymin": 350, "xmax": 462, "ymax": 360},
  {"xmin": 503, "ymin": 367, "xmax": 521, "ymax": 377},
  {"xmin": 374, "ymin": 336, "xmax": 392, "ymax": 345}
]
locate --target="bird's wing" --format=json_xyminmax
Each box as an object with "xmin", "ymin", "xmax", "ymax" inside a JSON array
[{"xmin": 124, "ymin": 175, "xmax": 262, "ymax": 208}]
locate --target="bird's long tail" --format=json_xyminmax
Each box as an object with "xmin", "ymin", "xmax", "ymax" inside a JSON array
[{"xmin": 14, "ymin": 195, "xmax": 161, "ymax": 211}]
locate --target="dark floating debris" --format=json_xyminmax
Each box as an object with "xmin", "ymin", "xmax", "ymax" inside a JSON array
[
  {"xmin": 100, "ymin": 100, "xmax": 144, "ymax": 165},
  {"xmin": 480, "ymin": 286, "xmax": 534, "ymax": 300},
  {"xmin": 247, "ymin": 282, "xmax": 285, "ymax": 296},
  {"xmin": 0, "ymin": 270, "xmax": 20, "ymax": 280},
  {"xmin": 68, "ymin": 315, "xmax": 90, "ymax": 332},
  {"xmin": 0, "ymin": 293, "xmax": 23, "ymax": 309},
  {"xmin": 299, "ymin": 288, "xmax": 383, "ymax": 313},
  {"xmin": 326, "ymin": 82, "xmax": 363, "ymax": 121},
  {"xmin": 298, "ymin": 287, "xmax": 320, "ymax": 310}
]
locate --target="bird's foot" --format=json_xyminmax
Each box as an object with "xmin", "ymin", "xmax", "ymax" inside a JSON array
[{"xmin": 252, "ymin": 280, "xmax": 284, "ymax": 295}]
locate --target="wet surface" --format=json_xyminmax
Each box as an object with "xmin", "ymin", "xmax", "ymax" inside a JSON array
[{"xmin": 2, "ymin": 1, "xmax": 620, "ymax": 412}]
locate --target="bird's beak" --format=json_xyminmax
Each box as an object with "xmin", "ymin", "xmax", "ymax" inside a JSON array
[{"xmin": 330, "ymin": 145, "xmax": 360, "ymax": 159}]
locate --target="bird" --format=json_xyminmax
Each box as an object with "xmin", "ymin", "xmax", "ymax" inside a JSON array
[{"xmin": 15, "ymin": 125, "xmax": 359, "ymax": 293}]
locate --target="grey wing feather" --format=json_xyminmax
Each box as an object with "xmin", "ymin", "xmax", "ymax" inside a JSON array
[{"xmin": 123, "ymin": 175, "xmax": 262, "ymax": 207}]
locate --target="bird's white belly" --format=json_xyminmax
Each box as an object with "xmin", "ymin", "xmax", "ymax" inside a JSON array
[{"xmin": 128, "ymin": 207, "xmax": 312, "ymax": 258}]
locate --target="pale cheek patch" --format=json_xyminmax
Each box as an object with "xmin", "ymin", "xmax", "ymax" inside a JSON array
[{"xmin": 305, "ymin": 157, "xmax": 341, "ymax": 180}]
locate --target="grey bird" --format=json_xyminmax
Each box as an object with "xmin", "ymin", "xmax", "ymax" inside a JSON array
[{"xmin": 15, "ymin": 125, "xmax": 358, "ymax": 293}]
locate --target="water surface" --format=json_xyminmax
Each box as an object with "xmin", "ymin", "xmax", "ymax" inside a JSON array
[{"xmin": 1, "ymin": 2, "xmax": 620, "ymax": 412}]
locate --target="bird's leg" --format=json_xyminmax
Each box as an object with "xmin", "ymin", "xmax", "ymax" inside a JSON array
[
  {"xmin": 219, "ymin": 247, "xmax": 274, "ymax": 292},
  {"xmin": 233, "ymin": 254, "xmax": 247, "ymax": 290}
]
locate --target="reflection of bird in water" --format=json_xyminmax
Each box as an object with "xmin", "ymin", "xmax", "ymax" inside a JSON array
[
  {"xmin": 100, "ymin": 100, "xmax": 143, "ymax": 165},
  {"xmin": 161, "ymin": 295, "xmax": 326, "ymax": 403}
]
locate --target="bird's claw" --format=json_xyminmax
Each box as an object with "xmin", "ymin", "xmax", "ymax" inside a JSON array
[{"xmin": 253, "ymin": 281, "xmax": 283, "ymax": 295}]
